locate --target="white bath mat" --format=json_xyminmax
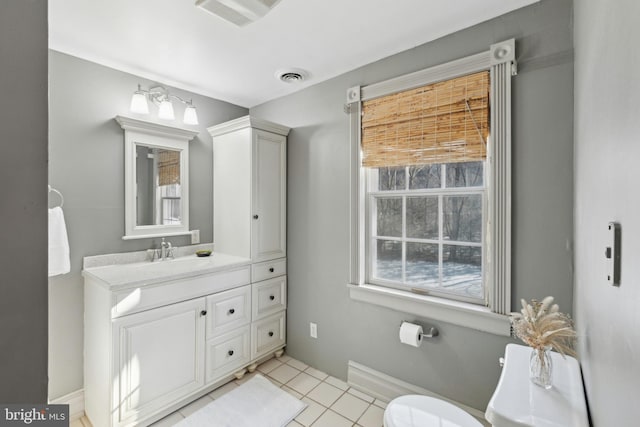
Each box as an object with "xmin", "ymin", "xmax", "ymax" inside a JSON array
[{"xmin": 175, "ymin": 374, "xmax": 306, "ymax": 427}]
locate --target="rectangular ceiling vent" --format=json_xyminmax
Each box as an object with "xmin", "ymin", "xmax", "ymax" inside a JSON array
[{"xmin": 195, "ymin": 0, "xmax": 281, "ymax": 27}]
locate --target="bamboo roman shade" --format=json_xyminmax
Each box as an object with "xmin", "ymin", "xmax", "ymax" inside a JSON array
[
  {"xmin": 361, "ymin": 71, "xmax": 490, "ymax": 168},
  {"xmin": 157, "ymin": 149, "xmax": 180, "ymax": 186}
]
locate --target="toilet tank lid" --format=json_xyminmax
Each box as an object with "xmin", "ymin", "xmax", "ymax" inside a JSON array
[{"xmin": 485, "ymin": 344, "xmax": 589, "ymax": 427}]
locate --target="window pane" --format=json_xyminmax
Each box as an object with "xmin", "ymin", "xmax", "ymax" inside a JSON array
[
  {"xmin": 377, "ymin": 167, "xmax": 406, "ymax": 191},
  {"xmin": 376, "ymin": 197, "xmax": 402, "ymax": 237},
  {"xmin": 442, "ymin": 245, "xmax": 482, "ymax": 299},
  {"xmin": 445, "ymin": 161, "xmax": 483, "ymax": 187},
  {"xmin": 406, "ymin": 197, "xmax": 438, "ymax": 239},
  {"xmin": 374, "ymin": 240, "xmax": 402, "ymax": 282},
  {"xmin": 406, "ymin": 242, "xmax": 439, "ymax": 285},
  {"xmin": 443, "ymin": 195, "xmax": 482, "ymax": 243},
  {"xmin": 162, "ymin": 198, "xmax": 181, "ymax": 224},
  {"xmin": 408, "ymin": 164, "xmax": 441, "ymax": 189}
]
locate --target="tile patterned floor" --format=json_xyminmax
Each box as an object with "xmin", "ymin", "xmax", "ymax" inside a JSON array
[{"xmin": 71, "ymin": 354, "xmax": 388, "ymax": 427}]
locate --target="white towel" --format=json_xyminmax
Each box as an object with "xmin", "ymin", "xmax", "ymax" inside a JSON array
[{"xmin": 48, "ymin": 206, "xmax": 70, "ymax": 276}]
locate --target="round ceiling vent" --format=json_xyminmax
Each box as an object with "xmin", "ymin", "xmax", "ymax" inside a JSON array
[{"xmin": 275, "ymin": 68, "xmax": 309, "ymax": 83}]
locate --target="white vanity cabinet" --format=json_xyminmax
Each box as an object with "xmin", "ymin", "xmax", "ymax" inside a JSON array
[
  {"xmin": 208, "ymin": 116, "xmax": 289, "ymax": 263},
  {"xmin": 83, "ymin": 252, "xmax": 286, "ymax": 427}
]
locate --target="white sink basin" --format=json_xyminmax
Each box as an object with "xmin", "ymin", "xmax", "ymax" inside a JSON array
[{"xmin": 83, "ymin": 252, "xmax": 251, "ymax": 289}]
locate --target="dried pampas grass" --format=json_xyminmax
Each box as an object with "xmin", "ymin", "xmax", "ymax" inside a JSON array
[{"xmin": 511, "ymin": 296, "xmax": 576, "ymax": 357}]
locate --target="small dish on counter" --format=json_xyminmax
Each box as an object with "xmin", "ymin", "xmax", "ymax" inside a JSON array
[{"xmin": 195, "ymin": 250, "xmax": 212, "ymax": 257}]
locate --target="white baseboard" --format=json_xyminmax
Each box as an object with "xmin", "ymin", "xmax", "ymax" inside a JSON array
[
  {"xmin": 347, "ymin": 360, "xmax": 488, "ymax": 424},
  {"xmin": 49, "ymin": 389, "xmax": 84, "ymax": 421}
]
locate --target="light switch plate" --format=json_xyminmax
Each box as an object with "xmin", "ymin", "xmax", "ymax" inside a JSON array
[
  {"xmin": 605, "ymin": 222, "xmax": 621, "ymax": 286},
  {"xmin": 191, "ymin": 229, "xmax": 200, "ymax": 245}
]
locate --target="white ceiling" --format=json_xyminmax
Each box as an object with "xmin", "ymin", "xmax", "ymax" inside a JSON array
[{"xmin": 49, "ymin": 0, "xmax": 537, "ymax": 108}]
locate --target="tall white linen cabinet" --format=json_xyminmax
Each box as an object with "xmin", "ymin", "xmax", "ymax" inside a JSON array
[
  {"xmin": 208, "ymin": 116, "xmax": 288, "ymax": 263},
  {"xmin": 208, "ymin": 115, "xmax": 290, "ymax": 368}
]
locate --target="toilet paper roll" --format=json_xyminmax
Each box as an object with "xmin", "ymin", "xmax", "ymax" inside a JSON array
[{"xmin": 399, "ymin": 321, "xmax": 423, "ymax": 347}]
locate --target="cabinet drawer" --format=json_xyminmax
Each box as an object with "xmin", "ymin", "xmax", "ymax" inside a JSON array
[
  {"xmin": 251, "ymin": 311, "xmax": 286, "ymax": 359},
  {"xmin": 252, "ymin": 277, "xmax": 286, "ymax": 320},
  {"xmin": 206, "ymin": 285, "xmax": 251, "ymax": 338},
  {"xmin": 112, "ymin": 266, "xmax": 250, "ymax": 318},
  {"xmin": 205, "ymin": 326, "xmax": 251, "ymax": 384},
  {"xmin": 252, "ymin": 258, "xmax": 286, "ymax": 283}
]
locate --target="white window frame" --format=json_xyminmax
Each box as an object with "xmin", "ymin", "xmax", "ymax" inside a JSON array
[{"xmin": 347, "ymin": 40, "xmax": 516, "ymax": 336}]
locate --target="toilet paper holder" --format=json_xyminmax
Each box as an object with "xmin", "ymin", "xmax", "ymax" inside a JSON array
[{"xmin": 400, "ymin": 321, "xmax": 439, "ymax": 339}]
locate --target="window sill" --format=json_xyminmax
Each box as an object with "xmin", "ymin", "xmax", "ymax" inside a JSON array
[{"xmin": 348, "ymin": 283, "xmax": 511, "ymax": 336}]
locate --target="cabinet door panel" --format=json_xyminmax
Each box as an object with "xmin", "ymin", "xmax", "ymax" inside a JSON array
[
  {"xmin": 252, "ymin": 130, "xmax": 286, "ymax": 262},
  {"xmin": 114, "ymin": 298, "xmax": 205, "ymax": 425}
]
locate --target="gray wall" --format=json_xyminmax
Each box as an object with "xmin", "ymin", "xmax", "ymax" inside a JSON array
[
  {"xmin": 574, "ymin": 0, "xmax": 640, "ymax": 425},
  {"xmin": 0, "ymin": 0, "xmax": 49, "ymax": 402},
  {"xmin": 251, "ymin": 0, "xmax": 574, "ymax": 411},
  {"xmin": 48, "ymin": 51, "xmax": 247, "ymax": 399}
]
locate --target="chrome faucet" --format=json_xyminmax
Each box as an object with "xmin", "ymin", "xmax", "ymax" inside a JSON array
[{"xmin": 153, "ymin": 238, "xmax": 174, "ymax": 261}]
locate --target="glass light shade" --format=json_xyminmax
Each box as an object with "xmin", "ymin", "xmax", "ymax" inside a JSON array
[
  {"xmin": 158, "ymin": 99, "xmax": 175, "ymax": 120},
  {"xmin": 130, "ymin": 92, "xmax": 149, "ymax": 114},
  {"xmin": 183, "ymin": 105, "xmax": 199, "ymax": 125}
]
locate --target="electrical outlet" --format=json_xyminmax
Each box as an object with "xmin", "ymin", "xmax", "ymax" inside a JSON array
[
  {"xmin": 310, "ymin": 322, "xmax": 318, "ymax": 339},
  {"xmin": 191, "ymin": 230, "xmax": 200, "ymax": 244}
]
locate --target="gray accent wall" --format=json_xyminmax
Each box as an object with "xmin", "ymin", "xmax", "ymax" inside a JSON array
[
  {"xmin": 48, "ymin": 51, "xmax": 247, "ymax": 399},
  {"xmin": 574, "ymin": 0, "xmax": 640, "ymax": 424},
  {"xmin": 251, "ymin": 0, "xmax": 574, "ymax": 411},
  {"xmin": 0, "ymin": 0, "xmax": 49, "ymax": 402}
]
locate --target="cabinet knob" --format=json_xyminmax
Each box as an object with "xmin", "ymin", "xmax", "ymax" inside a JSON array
[
  {"xmin": 269, "ymin": 267, "xmax": 275, "ymax": 273},
  {"xmin": 228, "ymin": 308, "xmax": 235, "ymax": 315},
  {"xmin": 268, "ymin": 331, "xmax": 274, "ymax": 337},
  {"xmin": 253, "ymin": 214, "xmax": 259, "ymax": 220},
  {"xmin": 269, "ymin": 295, "xmax": 275, "ymax": 301},
  {"xmin": 200, "ymin": 310, "xmax": 207, "ymax": 316},
  {"xmin": 228, "ymin": 350, "xmax": 234, "ymax": 356}
]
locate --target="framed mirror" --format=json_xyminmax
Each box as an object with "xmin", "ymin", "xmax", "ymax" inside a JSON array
[{"xmin": 116, "ymin": 116, "xmax": 199, "ymax": 239}]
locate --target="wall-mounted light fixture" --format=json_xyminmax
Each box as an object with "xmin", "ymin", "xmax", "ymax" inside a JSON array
[{"xmin": 130, "ymin": 85, "xmax": 199, "ymax": 125}]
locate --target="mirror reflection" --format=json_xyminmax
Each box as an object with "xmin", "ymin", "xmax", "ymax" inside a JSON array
[{"xmin": 136, "ymin": 145, "xmax": 182, "ymax": 226}]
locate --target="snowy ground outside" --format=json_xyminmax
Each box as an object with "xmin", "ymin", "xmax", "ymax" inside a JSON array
[{"xmin": 375, "ymin": 259, "xmax": 482, "ymax": 299}]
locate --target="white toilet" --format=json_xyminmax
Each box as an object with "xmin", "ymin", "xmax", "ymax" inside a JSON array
[
  {"xmin": 384, "ymin": 394, "xmax": 482, "ymax": 427},
  {"xmin": 383, "ymin": 343, "xmax": 590, "ymax": 427}
]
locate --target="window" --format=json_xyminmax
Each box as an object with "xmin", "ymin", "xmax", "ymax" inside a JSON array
[
  {"xmin": 347, "ymin": 40, "xmax": 516, "ymax": 334},
  {"xmin": 368, "ymin": 162, "xmax": 485, "ymax": 303},
  {"xmin": 362, "ymin": 70, "xmax": 489, "ymax": 305}
]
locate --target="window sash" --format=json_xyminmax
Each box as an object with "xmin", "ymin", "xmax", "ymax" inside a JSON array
[{"xmin": 366, "ymin": 166, "xmax": 486, "ymax": 305}]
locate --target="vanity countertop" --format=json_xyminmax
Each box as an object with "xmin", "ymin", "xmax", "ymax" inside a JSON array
[{"xmin": 82, "ymin": 252, "xmax": 251, "ymax": 290}]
